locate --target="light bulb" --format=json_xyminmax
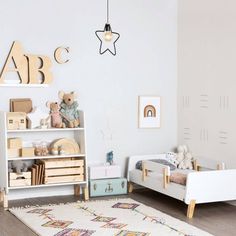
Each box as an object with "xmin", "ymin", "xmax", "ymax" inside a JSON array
[{"xmin": 104, "ymin": 31, "xmax": 113, "ymax": 41}]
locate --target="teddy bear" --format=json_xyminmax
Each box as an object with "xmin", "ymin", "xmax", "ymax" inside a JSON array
[
  {"xmin": 46, "ymin": 101, "xmax": 66, "ymax": 128},
  {"xmin": 176, "ymin": 145, "xmax": 193, "ymax": 170},
  {"xmin": 58, "ymin": 91, "xmax": 80, "ymax": 128},
  {"xmin": 8, "ymin": 160, "xmax": 28, "ymax": 174}
]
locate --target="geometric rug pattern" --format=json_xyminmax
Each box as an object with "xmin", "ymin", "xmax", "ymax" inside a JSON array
[{"xmin": 9, "ymin": 198, "xmax": 213, "ymax": 236}]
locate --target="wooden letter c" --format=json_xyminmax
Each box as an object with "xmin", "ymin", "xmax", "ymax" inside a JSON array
[{"xmin": 54, "ymin": 47, "xmax": 70, "ymax": 64}]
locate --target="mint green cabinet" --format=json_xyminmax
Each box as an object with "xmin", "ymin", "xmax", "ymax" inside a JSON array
[{"xmin": 89, "ymin": 178, "xmax": 127, "ymax": 197}]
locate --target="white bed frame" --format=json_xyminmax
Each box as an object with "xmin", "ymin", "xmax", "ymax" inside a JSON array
[{"xmin": 128, "ymin": 154, "xmax": 236, "ymax": 218}]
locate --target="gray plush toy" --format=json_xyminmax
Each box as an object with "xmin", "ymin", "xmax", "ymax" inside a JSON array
[{"xmin": 9, "ymin": 160, "xmax": 28, "ymax": 174}]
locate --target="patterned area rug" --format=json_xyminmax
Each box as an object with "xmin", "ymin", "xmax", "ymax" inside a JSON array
[{"xmin": 9, "ymin": 198, "xmax": 213, "ymax": 236}]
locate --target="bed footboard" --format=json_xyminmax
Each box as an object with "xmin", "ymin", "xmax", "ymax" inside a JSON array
[{"xmin": 185, "ymin": 169, "xmax": 236, "ymax": 205}]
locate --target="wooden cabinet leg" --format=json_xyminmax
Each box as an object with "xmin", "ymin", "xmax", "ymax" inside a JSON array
[
  {"xmin": 3, "ymin": 191, "xmax": 8, "ymax": 208},
  {"xmin": 74, "ymin": 185, "xmax": 80, "ymax": 196},
  {"xmin": 83, "ymin": 187, "xmax": 89, "ymax": 201},
  {"xmin": 0, "ymin": 191, "xmax": 3, "ymax": 202},
  {"xmin": 187, "ymin": 200, "xmax": 196, "ymax": 218},
  {"xmin": 128, "ymin": 182, "xmax": 133, "ymax": 193}
]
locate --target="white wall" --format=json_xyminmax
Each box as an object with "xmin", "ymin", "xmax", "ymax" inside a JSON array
[
  {"xmin": 0, "ymin": 0, "xmax": 177, "ymax": 199},
  {"xmin": 178, "ymin": 0, "xmax": 236, "ymax": 168}
]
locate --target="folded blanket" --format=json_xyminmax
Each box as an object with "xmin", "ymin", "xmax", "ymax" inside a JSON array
[{"xmin": 170, "ymin": 172, "xmax": 187, "ymax": 185}]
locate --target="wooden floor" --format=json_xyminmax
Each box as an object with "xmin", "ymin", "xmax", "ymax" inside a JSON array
[{"xmin": 0, "ymin": 189, "xmax": 236, "ymax": 236}]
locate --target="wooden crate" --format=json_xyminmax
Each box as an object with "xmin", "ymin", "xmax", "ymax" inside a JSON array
[
  {"xmin": 43, "ymin": 158, "xmax": 84, "ymax": 168},
  {"xmin": 45, "ymin": 175, "xmax": 84, "ymax": 184},
  {"xmin": 45, "ymin": 167, "xmax": 84, "ymax": 177},
  {"xmin": 42, "ymin": 158, "xmax": 85, "ymax": 184},
  {"xmin": 9, "ymin": 172, "xmax": 31, "ymax": 187}
]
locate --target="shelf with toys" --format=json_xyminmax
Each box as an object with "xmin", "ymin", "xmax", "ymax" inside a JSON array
[
  {"xmin": 0, "ymin": 91, "xmax": 89, "ymax": 208},
  {"xmin": 8, "ymin": 154, "xmax": 86, "ymax": 161},
  {"xmin": 7, "ymin": 127, "xmax": 85, "ymax": 133}
]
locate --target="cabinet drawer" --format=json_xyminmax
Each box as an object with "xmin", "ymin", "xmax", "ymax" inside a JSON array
[
  {"xmin": 89, "ymin": 178, "xmax": 127, "ymax": 197},
  {"xmin": 89, "ymin": 165, "xmax": 121, "ymax": 179}
]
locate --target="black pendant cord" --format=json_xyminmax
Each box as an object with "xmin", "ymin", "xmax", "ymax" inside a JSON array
[{"xmin": 106, "ymin": 0, "xmax": 109, "ymax": 24}]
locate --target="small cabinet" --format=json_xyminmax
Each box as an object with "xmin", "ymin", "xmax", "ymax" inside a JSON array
[{"xmin": 89, "ymin": 165, "xmax": 121, "ymax": 180}]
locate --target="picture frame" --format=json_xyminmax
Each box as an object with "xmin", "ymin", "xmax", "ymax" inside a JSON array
[{"xmin": 138, "ymin": 96, "xmax": 161, "ymax": 128}]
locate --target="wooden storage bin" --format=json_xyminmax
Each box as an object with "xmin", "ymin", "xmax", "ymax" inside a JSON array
[
  {"xmin": 8, "ymin": 138, "xmax": 22, "ymax": 149},
  {"xmin": 9, "ymin": 172, "xmax": 31, "ymax": 187},
  {"xmin": 8, "ymin": 149, "xmax": 20, "ymax": 158},
  {"xmin": 20, "ymin": 147, "xmax": 35, "ymax": 157},
  {"xmin": 42, "ymin": 158, "xmax": 85, "ymax": 184}
]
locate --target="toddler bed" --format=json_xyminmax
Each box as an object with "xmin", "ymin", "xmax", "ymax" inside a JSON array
[{"xmin": 127, "ymin": 154, "xmax": 236, "ymax": 218}]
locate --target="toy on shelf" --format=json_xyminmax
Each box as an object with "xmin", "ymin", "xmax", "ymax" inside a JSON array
[
  {"xmin": 7, "ymin": 112, "xmax": 27, "ymax": 130},
  {"xmin": 8, "ymin": 160, "xmax": 28, "ymax": 174},
  {"xmin": 106, "ymin": 151, "xmax": 114, "ymax": 165},
  {"xmin": 49, "ymin": 138, "xmax": 80, "ymax": 155},
  {"xmin": 46, "ymin": 101, "xmax": 66, "ymax": 128},
  {"xmin": 27, "ymin": 107, "xmax": 50, "ymax": 129},
  {"xmin": 40, "ymin": 117, "xmax": 50, "ymax": 129},
  {"xmin": 58, "ymin": 91, "xmax": 80, "ymax": 128},
  {"xmin": 33, "ymin": 141, "xmax": 49, "ymax": 156}
]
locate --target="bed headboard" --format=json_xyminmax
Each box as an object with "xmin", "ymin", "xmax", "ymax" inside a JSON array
[{"xmin": 127, "ymin": 154, "xmax": 166, "ymax": 181}]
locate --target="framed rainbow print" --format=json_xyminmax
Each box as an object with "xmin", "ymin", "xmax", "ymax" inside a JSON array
[{"xmin": 138, "ymin": 96, "xmax": 161, "ymax": 128}]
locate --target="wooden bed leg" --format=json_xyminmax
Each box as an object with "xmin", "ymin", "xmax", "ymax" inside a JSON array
[
  {"xmin": 83, "ymin": 187, "xmax": 89, "ymax": 201},
  {"xmin": 166, "ymin": 175, "xmax": 170, "ymax": 184},
  {"xmin": 142, "ymin": 163, "xmax": 148, "ymax": 181},
  {"xmin": 128, "ymin": 182, "xmax": 133, "ymax": 193},
  {"xmin": 74, "ymin": 185, "xmax": 80, "ymax": 196},
  {"xmin": 187, "ymin": 200, "xmax": 196, "ymax": 218},
  {"xmin": 193, "ymin": 160, "xmax": 199, "ymax": 171},
  {"xmin": 3, "ymin": 191, "xmax": 8, "ymax": 208},
  {"xmin": 163, "ymin": 168, "xmax": 168, "ymax": 189},
  {"xmin": 0, "ymin": 191, "xmax": 3, "ymax": 203}
]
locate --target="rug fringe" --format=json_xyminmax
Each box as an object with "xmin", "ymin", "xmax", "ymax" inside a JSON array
[{"xmin": 9, "ymin": 197, "xmax": 133, "ymax": 210}]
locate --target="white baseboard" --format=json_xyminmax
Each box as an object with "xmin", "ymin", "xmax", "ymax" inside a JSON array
[{"xmin": 8, "ymin": 186, "xmax": 74, "ymax": 201}]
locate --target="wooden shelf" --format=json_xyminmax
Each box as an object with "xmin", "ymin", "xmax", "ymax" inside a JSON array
[
  {"xmin": 8, "ymin": 181, "xmax": 87, "ymax": 190},
  {"xmin": 8, "ymin": 154, "xmax": 86, "ymax": 161},
  {"xmin": 7, "ymin": 127, "xmax": 84, "ymax": 133},
  {"xmin": 0, "ymin": 84, "xmax": 49, "ymax": 88}
]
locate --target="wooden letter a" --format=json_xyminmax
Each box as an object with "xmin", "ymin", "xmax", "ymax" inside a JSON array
[{"xmin": 0, "ymin": 41, "xmax": 28, "ymax": 84}]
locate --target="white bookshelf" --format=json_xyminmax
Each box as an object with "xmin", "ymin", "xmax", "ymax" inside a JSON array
[
  {"xmin": 7, "ymin": 127, "xmax": 85, "ymax": 133},
  {"xmin": 8, "ymin": 154, "xmax": 86, "ymax": 161},
  {"xmin": 0, "ymin": 111, "xmax": 89, "ymax": 208}
]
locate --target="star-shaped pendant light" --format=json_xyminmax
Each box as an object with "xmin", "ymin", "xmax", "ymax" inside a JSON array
[{"xmin": 95, "ymin": 0, "xmax": 120, "ymax": 56}]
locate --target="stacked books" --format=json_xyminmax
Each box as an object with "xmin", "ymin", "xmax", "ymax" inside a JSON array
[{"xmin": 31, "ymin": 161, "xmax": 45, "ymax": 185}]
